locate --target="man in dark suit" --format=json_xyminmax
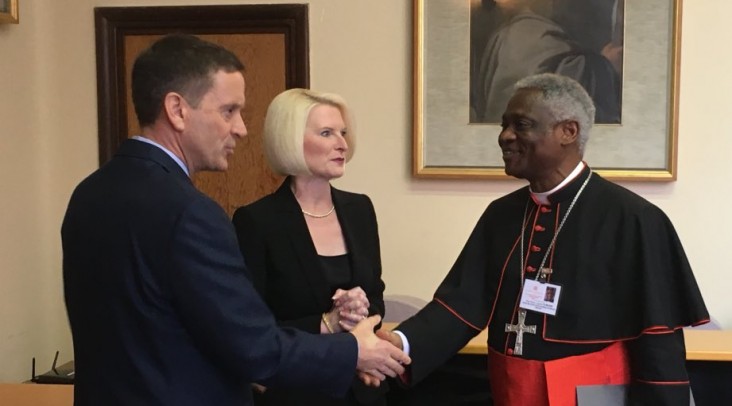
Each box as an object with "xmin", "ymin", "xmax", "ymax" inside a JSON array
[{"xmin": 61, "ymin": 34, "xmax": 409, "ymax": 406}]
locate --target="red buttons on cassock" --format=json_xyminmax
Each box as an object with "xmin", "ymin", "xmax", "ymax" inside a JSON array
[
  {"xmin": 540, "ymin": 206, "xmax": 552, "ymax": 213},
  {"xmin": 534, "ymin": 225, "xmax": 545, "ymax": 232},
  {"xmin": 507, "ymin": 348, "xmax": 514, "ymax": 355},
  {"xmin": 526, "ymin": 266, "xmax": 536, "ymax": 273},
  {"xmin": 531, "ymin": 245, "xmax": 541, "ymax": 252}
]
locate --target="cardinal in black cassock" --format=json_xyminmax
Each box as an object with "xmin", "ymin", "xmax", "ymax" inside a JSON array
[{"xmin": 382, "ymin": 73, "xmax": 708, "ymax": 406}]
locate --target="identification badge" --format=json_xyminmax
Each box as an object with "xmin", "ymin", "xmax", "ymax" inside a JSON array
[{"xmin": 519, "ymin": 279, "xmax": 562, "ymax": 316}]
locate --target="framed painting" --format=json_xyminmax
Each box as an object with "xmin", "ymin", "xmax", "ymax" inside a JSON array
[
  {"xmin": 0, "ymin": 0, "xmax": 19, "ymax": 24},
  {"xmin": 413, "ymin": 0, "xmax": 681, "ymax": 181},
  {"xmin": 95, "ymin": 5, "xmax": 308, "ymax": 215}
]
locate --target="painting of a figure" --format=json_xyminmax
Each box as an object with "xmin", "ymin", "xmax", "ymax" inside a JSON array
[{"xmin": 470, "ymin": 0, "xmax": 625, "ymax": 124}]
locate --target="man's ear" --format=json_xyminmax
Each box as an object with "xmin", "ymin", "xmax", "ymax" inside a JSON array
[
  {"xmin": 560, "ymin": 120, "xmax": 579, "ymax": 146},
  {"xmin": 163, "ymin": 92, "xmax": 187, "ymax": 132}
]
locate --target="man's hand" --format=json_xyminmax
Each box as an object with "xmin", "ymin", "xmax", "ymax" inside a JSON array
[
  {"xmin": 251, "ymin": 383, "xmax": 267, "ymax": 393},
  {"xmin": 376, "ymin": 329, "xmax": 403, "ymax": 350},
  {"xmin": 358, "ymin": 371, "xmax": 383, "ymax": 388},
  {"xmin": 356, "ymin": 328, "xmax": 407, "ymax": 387},
  {"xmin": 350, "ymin": 315, "xmax": 410, "ymax": 383}
]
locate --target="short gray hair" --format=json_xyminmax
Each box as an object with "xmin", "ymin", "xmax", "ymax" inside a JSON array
[
  {"xmin": 514, "ymin": 73, "xmax": 595, "ymax": 153},
  {"xmin": 263, "ymin": 88, "xmax": 356, "ymax": 176}
]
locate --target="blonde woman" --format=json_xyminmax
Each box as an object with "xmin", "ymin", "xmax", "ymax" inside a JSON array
[{"xmin": 233, "ymin": 88, "xmax": 387, "ymax": 406}]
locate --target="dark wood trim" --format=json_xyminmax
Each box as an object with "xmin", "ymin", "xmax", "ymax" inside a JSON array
[{"xmin": 94, "ymin": 4, "xmax": 309, "ymax": 165}]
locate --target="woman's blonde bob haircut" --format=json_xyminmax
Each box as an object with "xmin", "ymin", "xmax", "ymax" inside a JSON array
[{"xmin": 263, "ymin": 88, "xmax": 356, "ymax": 176}]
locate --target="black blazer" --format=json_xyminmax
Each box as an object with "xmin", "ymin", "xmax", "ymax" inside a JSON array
[
  {"xmin": 232, "ymin": 178, "xmax": 387, "ymax": 405},
  {"xmin": 62, "ymin": 140, "xmax": 358, "ymax": 406}
]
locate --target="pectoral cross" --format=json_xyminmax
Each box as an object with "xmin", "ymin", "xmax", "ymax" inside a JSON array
[{"xmin": 504, "ymin": 309, "xmax": 536, "ymax": 356}]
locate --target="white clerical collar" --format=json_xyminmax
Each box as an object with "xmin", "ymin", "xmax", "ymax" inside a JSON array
[
  {"xmin": 132, "ymin": 135, "xmax": 190, "ymax": 177},
  {"xmin": 530, "ymin": 162, "xmax": 586, "ymax": 205}
]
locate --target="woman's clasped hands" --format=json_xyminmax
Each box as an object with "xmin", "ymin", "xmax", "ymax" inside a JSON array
[{"xmin": 322, "ymin": 286, "xmax": 370, "ymax": 333}]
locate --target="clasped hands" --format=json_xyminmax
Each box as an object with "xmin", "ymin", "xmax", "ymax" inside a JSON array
[{"xmin": 322, "ymin": 287, "xmax": 371, "ymax": 333}]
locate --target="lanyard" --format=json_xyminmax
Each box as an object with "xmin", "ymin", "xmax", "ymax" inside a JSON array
[{"xmin": 519, "ymin": 172, "xmax": 592, "ymax": 287}]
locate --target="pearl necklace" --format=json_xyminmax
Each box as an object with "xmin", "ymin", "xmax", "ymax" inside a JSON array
[{"xmin": 302, "ymin": 205, "xmax": 335, "ymax": 218}]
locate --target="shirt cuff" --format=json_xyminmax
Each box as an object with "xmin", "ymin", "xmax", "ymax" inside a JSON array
[{"xmin": 393, "ymin": 330, "xmax": 411, "ymax": 356}]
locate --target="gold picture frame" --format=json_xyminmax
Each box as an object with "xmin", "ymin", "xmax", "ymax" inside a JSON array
[
  {"xmin": 413, "ymin": 0, "xmax": 681, "ymax": 181},
  {"xmin": 0, "ymin": 0, "xmax": 18, "ymax": 24}
]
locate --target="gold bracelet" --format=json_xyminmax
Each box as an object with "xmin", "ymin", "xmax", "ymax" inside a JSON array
[{"xmin": 322, "ymin": 312, "xmax": 335, "ymax": 333}]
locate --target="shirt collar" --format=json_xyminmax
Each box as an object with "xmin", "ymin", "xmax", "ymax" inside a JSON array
[
  {"xmin": 530, "ymin": 161, "xmax": 586, "ymax": 205},
  {"xmin": 131, "ymin": 135, "xmax": 190, "ymax": 177}
]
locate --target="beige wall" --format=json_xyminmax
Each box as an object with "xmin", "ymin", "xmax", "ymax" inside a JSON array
[{"xmin": 0, "ymin": 0, "xmax": 729, "ymax": 382}]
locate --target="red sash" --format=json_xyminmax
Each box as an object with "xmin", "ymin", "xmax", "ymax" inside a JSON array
[{"xmin": 488, "ymin": 341, "xmax": 630, "ymax": 406}]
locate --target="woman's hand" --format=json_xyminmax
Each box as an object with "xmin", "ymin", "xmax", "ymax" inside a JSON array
[{"xmin": 332, "ymin": 287, "xmax": 370, "ymax": 331}]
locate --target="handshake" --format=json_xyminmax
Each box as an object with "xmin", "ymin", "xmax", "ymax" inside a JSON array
[{"xmin": 326, "ymin": 287, "xmax": 409, "ymax": 387}]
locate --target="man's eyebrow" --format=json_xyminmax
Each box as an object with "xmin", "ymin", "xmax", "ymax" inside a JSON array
[
  {"xmin": 222, "ymin": 102, "xmax": 243, "ymax": 110},
  {"xmin": 503, "ymin": 112, "xmax": 527, "ymax": 120}
]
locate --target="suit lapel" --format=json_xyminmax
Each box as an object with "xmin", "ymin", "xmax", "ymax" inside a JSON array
[
  {"xmin": 333, "ymin": 189, "xmax": 370, "ymax": 290},
  {"xmin": 273, "ymin": 179, "xmax": 333, "ymax": 311}
]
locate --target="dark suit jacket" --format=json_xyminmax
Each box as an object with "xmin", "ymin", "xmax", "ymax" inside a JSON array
[
  {"xmin": 62, "ymin": 140, "xmax": 357, "ymax": 406},
  {"xmin": 232, "ymin": 179, "xmax": 387, "ymax": 405}
]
